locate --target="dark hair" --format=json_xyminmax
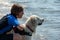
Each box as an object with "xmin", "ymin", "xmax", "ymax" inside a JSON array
[{"xmin": 11, "ymin": 4, "xmax": 23, "ymax": 16}]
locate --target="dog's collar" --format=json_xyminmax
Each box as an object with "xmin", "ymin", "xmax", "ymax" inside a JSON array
[{"xmin": 26, "ymin": 25, "xmax": 34, "ymax": 32}]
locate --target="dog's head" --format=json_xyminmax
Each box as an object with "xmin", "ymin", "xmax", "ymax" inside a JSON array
[{"xmin": 30, "ymin": 15, "xmax": 44, "ymax": 25}]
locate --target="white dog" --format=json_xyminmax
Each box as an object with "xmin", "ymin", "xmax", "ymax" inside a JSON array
[{"xmin": 13, "ymin": 15, "xmax": 44, "ymax": 40}]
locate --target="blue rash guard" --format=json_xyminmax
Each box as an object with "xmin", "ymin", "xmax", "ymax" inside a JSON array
[{"xmin": 0, "ymin": 14, "xmax": 19, "ymax": 34}]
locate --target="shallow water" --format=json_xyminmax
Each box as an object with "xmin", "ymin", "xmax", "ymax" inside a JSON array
[{"xmin": 0, "ymin": 0, "xmax": 60, "ymax": 40}]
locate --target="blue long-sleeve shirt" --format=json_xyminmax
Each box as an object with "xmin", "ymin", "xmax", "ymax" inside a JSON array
[{"xmin": 0, "ymin": 14, "xmax": 19, "ymax": 34}]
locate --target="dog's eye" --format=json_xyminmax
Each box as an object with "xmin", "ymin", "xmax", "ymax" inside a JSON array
[{"xmin": 37, "ymin": 18, "xmax": 40, "ymax": 21}]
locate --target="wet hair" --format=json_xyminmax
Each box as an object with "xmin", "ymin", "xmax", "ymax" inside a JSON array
[{"xmin": 11, "ymin": 4, "xmax": 23, "ymax": 16}]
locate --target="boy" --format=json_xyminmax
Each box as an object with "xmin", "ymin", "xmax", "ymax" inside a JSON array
[{"xmin": 0, "ymin": 4, "xmax": 31, "ymax": 40}]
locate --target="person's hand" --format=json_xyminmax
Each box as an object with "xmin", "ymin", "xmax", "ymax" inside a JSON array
[{"xmin": 17, "ymin": 24, "xmax": 25, "ymax": 31}]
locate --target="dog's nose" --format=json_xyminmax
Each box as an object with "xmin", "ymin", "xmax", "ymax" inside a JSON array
[
  {"xmin": 38, "ymin": 23, "xmax": 42, "ymax": 25},
  {"xmin": 42, "ymin": 19, "xmax": 44, "ymax": 22}
]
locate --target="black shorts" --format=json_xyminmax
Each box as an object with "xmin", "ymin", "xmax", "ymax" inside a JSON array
[{"xmin": 0, "ymin": 34, "xmax": 13, "ymax": 40}]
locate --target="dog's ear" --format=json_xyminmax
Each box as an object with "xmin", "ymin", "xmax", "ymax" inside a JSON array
[{"xmin": 30, "ymin": 17, "xmax": 36, "ymax": 24}]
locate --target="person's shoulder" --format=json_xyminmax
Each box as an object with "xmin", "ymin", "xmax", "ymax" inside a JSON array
[
  {"xmin": 7, "ymin": 14, "xmax": 17, "ymax": 21},
  {"xmin": 7, "ymin": 14, "xmax": 14, "ymax": 18}
]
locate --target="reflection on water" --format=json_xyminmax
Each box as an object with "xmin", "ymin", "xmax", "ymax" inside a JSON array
[{"xmin": 0, "ymin": 0, "xmax": 60, "ymax": 40}]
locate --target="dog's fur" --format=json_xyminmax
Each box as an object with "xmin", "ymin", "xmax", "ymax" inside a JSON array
[{"xmin": 13, "ymin": 15, "xmax": 44, "ymax": 40}]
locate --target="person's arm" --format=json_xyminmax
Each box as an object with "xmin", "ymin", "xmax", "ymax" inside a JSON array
[
  {"xmin": 8, "ymin": 15, "xmax": 32, "ymax": 36},
  {"xmin": 14, "ymin": 24, "xmax": 32, "ymax": 36},
  {"xmin": 17, "ymin": 24, "xmax": 25, "ymax": 31},
  {"xmin": 7, "ymin": 15, "xmax": 25, "ymax": 30}
]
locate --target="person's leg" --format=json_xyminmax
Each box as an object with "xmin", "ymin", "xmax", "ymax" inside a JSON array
[
  {"xmin": 13, "ymin": 33, "xmax": 24, "ymax": 40},
  {"xmin": 0, "ymin": 34, "xmax": 13, "ymax": 40}
]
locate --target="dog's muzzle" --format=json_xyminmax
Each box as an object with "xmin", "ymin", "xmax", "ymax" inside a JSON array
[
  {"xmin": 38, "ymin": 19, "xmax": 44, "ymax": 25},
  {"xmin": 38, "ymin": 23, "xmax": 42, "ymax": 25}
]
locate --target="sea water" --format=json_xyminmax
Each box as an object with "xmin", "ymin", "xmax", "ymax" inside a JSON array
[{"xmin": 0, "ymin": 0, "xmax": 60, "ymax": 40}]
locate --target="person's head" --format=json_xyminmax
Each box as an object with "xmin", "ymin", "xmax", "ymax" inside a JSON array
[{"xmin": 11, "ymin": 4, "xmax": 24, "ymax": 18}]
